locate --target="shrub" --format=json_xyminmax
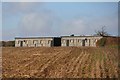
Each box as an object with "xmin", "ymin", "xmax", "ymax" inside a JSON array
[
  {"xmin": 5, "ymin": 41, "xmax": 15, "ymax": 47},
  {"xmin": 97, "ymin": 37, "xmax": 106, "ymax": 47},
  {"xmin": 0, "ymin": 41, "xmax": 15, "ymax": 47}
]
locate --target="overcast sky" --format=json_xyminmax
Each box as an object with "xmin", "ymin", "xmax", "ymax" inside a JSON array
[{"xmin": 2, "ymin": 2, "xmax": 118, "ymax": 40}]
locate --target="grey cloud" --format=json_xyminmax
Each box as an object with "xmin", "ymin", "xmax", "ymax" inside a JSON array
[
  {"xmin": 2, "ymin": 2, "xmax": 118, "ymax": 40},
  {"xmin": 2, "ymin": 27, "xmax": 18, "ymax": 40},
  {"xmin": 88, "ymin": 14, "xmax": 118, "ymax": 35},
  {"xmin": 3, "ymin": 2, "xmax": 43, "ymax": 14},
  {"xmin": 18, "ymin": 12, "xmax": 55, "ymax": 37},
  {"xmin": 59, "ymin": 14, "xmax": 118, "ymax": 36},
  {"xmin": 59, "ymin": 19, "xmax": 89, "ymax": 35}
]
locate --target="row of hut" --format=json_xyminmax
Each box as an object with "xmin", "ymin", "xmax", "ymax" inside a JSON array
[{"xmin": 15, "ymin": 36, "xmax": 103, "ymax": 47}]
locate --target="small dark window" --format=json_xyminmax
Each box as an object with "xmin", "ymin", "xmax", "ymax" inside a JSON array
[
  {"xmin": 73, "ymin": 39, "xmax": 74, "ymax": 42},
  {"xmin": 39, "ymin": 40, "xmax": 41, "ymax": 43},
  {"xmin": 48, "ymin": 40, "xmax": 51, "ymax": 44},
  {"xmin": 85, "ymin": 38, "xmax": 87, "ymax": 42},
  {"xmin": 33, "ymin": 40, "xmax": 34, "ymax": 44}
]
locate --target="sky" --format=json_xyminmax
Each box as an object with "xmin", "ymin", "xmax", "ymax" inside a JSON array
[{"xmin": 1, "ymin": 2, "xmax": 118, "ymax": 40}]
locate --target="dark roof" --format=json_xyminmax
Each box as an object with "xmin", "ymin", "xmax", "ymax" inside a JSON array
[
  {"xmin": 15, "ymin": 36, "xmax": 104, "ymax": 39},
  {"xmin": 15, "ymin": 37, "xmax": 54, "ymax": 39},
  {"xmin": 61, "ymin": 36, "xmax": 103, "ymax": 37},
  {"xmin": 103, "ymin": 36, "xmax": 119, "ymax": 38}
]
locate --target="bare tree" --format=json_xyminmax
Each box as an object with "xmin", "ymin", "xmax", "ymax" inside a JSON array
[{"xmin": 95, "ymin": 26, "xmax": 109, "ymax": 36}]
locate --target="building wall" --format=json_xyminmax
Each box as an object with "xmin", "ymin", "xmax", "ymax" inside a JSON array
[
  {"xmin": 15, "ymin": 36, "xmax": 103, "ymax": 47},
  {"xmin": 61, "ymin": 36, "xmax": 102, "ymax": 47},
  {"xmin": 15, "ymin": 38, "xmax": 53, "ymax": 47}
]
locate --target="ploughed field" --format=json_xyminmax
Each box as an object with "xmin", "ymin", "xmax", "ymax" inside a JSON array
[{"xmin": 2, "ymin": 47, "xmax": 118, "ymax": 78}]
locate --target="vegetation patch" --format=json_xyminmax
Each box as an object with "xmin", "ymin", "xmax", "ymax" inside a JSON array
[
  {"xmin": 96, "ymin": 37, "xmax": 120, "ymax": 48},
  {"xmin": 2, "ymin": 47, "xmax": 118, "ymax": 78},
  {"xmin": 97, "ymin": 37, "xmax": 106, "ymax": 47},
  {"xmin": 0, "ymin": 41, "xmax": 15, "ymax": 47}
]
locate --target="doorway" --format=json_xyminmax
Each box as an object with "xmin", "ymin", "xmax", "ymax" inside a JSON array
[
  {"xmin": 20, "ymin": 41, "xmax": 23, "ymax": 47},
  {"xmin": 82, "ymin": 40, "xmax": 85, "ymax": 46},
  {"xmin": 66, "ymin": 40, "xmax": 69, "ymax": 46},
  {"xmin": 53, "ymin": 37, "xmax": 61, "ymax": 46}
]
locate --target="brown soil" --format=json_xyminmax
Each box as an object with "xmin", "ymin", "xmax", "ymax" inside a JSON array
[{"xmin": 2, "ymin": 47, "xmax": 118, "ymax": 78}]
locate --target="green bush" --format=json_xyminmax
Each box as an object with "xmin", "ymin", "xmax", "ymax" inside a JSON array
[
  {"xmin": 6, "ymin": 41, "xmax": 15, "ymax": 47},
  {"xmin": 0, "ymin": 41, "xmax": 15, "ymax": 47},
  {"xmin": 97, "ymin": 37, "xmax": 106, "ymax": 47}
]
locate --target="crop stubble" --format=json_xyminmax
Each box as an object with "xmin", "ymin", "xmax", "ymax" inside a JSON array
[{"xmin": 2, "ymin": 47, "xmax": 118, "ymax": 78}]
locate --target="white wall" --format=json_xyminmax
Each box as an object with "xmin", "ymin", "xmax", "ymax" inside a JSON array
[
  {"xmin": 61, "ymin": 36, "xmax": 102, "ymax": 47},
  {"xmin": 15, "ymin": 36, "xmax": 103, "ymax": 47},
  {"xmin": 15, "ymin": 38, "xmax": 53, "ymax": 47}
]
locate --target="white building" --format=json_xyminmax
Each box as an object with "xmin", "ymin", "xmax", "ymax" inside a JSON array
[
  {"xmin": 15, "ymin": 37, "xmax": 53, "ymax": 47},
  {"xmin": 15, "ymin": 36, "xmax": 103, "ymax": 47},
  {"xmin": 61, "ymin": 36, "xmax": 103, "ymax": 47}
]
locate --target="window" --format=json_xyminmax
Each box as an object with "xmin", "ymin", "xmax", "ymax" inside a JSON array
[
  {"xmin": 25, "ymin": 40, "xmax": 28, "ymax": 44},
  {"xmin": 33, "ymin": 40, "xmax": 36, "ymax": 44},
  {"xmin": 70, "ymin": 39, "xmax": 73, "ymax": 42},
  {"xmin": 94, "ymin": 39, "xmax": 96, "ymax": 42},
  {"xmin": 33, "ymin": 40, "xmax": 34, "ymax": 44},
  {"xmin": 39, "ymin": 40, "xmax": 41, "ymax": 43},
  {"xmin": 18, "ymin": 41, "xmax": 20, "ymax": 44},
  {"xmin": 85, "ymin": 38, "xmax": 87, "ymax": 42},
  {"xmin": 48, "ymin": 40, "xmax": 51, "ymax": 44},
  {"xmin": 64, "ymin": 40, "xmax": 66, "ymax": 42},
  {"xmin": 73, "ymin": 39, "xmax": 74, "ymax": 42},
  {"xmin": 62, "ymin": 40, "xmax": 66, "ymax": 42},
  {"xmin": 33, "ymin": 40, "xmax": 38, "ymax": 44},
  {"xmin": 23, "ymin": 40, "xmax": 27, "ymax": 44}
]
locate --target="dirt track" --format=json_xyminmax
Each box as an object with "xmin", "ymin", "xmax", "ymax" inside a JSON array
[{"xmin": 2, "ymin": 47, "xmax": 118, "ymax": 78}]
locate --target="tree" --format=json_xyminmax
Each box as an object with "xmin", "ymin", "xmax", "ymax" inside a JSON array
[{"xmin": 95, "ymin": 26, "xmax": 109, "ymax": 36}]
